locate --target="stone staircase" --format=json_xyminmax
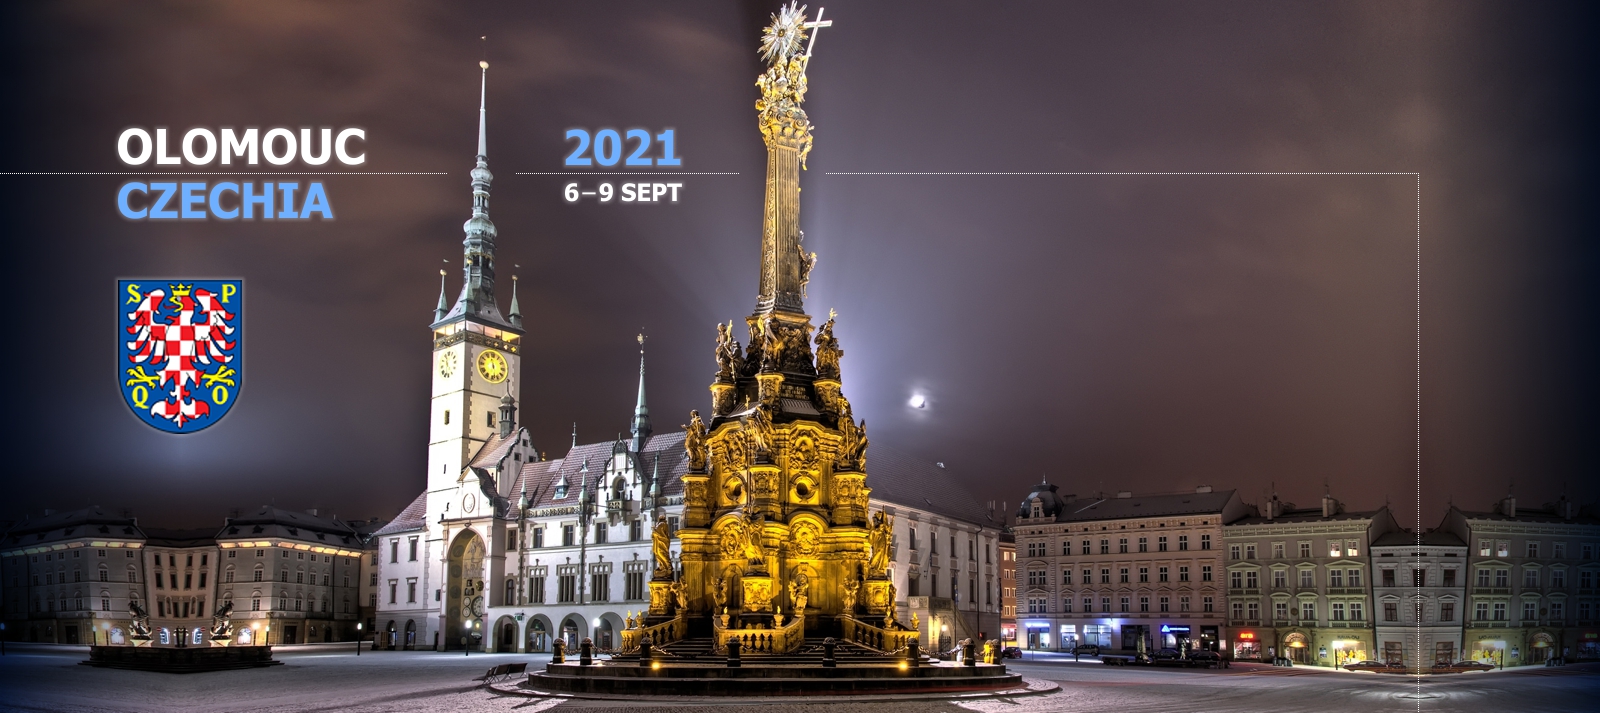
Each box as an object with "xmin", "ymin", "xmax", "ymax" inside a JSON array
[{"xmin": 626, "ymin": 636, "xmax": 911, "ymax": 666}]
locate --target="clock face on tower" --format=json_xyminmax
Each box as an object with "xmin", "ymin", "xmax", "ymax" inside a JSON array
[
  {"xmin": 476, "ymin": 349, "xmax": 508, "ymax": 383},
  {"xmin": 438, "ymin": 351, "xmax": 458, "ymax": 378}
]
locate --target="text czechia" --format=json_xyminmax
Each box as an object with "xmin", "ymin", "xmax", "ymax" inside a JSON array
[
  {"xmin": 114, "ymin": 126, "xmax": 360, "ymax": 221},
  {"xmin": 118, "ymin": 181, "xmax": 333, "ymax": 220}
]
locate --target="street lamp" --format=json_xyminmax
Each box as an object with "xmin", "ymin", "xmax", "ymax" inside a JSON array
[{"xmin": 356, "ymin": 622, "xmax": 363, "ymax": 656}]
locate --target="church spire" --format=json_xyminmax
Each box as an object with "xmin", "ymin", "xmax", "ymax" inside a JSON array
[
  {"xmin": 508, "ymin": 274, "xmax": 522, "ymax": 327},
  {"xmin": 434, "ymin": 59, "xmax": 516, "ymax": 331},
  {"xmin": 434, "ymin": 269, "xmax": 448, "ymax": 322},
  {"xmin": 630, "ymin": 333, "xmax": 652, "ymax": 453}
]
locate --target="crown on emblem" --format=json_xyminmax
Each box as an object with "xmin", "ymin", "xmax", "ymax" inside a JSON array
[{"xmin": 169, "ymin": 284, "xmax": 194, "ymax": 297}]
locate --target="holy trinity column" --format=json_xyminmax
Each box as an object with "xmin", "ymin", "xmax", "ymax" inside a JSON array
[{"xmin": 648, "ymin": 3, "xmax": 899, "ymax": 638}]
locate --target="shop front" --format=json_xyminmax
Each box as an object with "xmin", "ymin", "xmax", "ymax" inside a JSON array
[
  {"xmin": 1575, "ymin": 630, "xmax": 1598, "ymax": 661},
  {"xmin": 1198, "ymin": 625, "xmax": 1219, "ymax": 652},
  {"xmin": 1160, "ymin": 624, "xmax": 1192, "ymax": 652},
  {"xmin": 1323, "ymin": 635, "xmax": 1369, "ymax": 668},
  {"xmin": 1231, "ymin": 628, "xmax": 1265, "ymax": 661},
  {"xmin": 1022, "ymin": 621, "xmax": 1051, "ymax": 650},
  {"xmin": 1001, "ymin": 622, "xmax": 1016, "ymax": 644},
  {"xmin": 1465, "ymin": 629, "xmax": 1529, "ymax": 668},
  {"xmin": 1058, "ymin": 624, "xmax": 1078, "ymax": 651}
]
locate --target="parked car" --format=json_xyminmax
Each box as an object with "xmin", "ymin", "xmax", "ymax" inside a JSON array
[
  {"xmin": 1151, "ymin": 648, "xmax": 1183, "ymax": 661},
  {"xmin": 1433, "ymin": 660, "xmax": 1494, "ymax": 673},
  {"xmin": 1188, "ymin": 650, "xmax": 1222, "ymax": 665},
  {"xmin": 1343, "ymin": 660, "xmax": 1402, "ymax": 673},
  {"xmin": 1000, "ymin": 646, "xmax": 1023, "ymax": 659},
  {"xmin": 1072, "ymin": 644, "xmax": 1101, "ymax": 656}
]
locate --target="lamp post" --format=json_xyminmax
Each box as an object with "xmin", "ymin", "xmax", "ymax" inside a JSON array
[
  {"xmin": 356, "ymin": 622, "xmax": 362, "ymax": 656},
  {"xmin": 3, "ymin": 621, "xmax": 8, "ymax": 655}
]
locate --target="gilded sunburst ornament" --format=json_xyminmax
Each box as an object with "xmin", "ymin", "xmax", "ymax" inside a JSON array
[{"xmin": 760, "ymin": 2, "xmax": 808, "ymax": 66}]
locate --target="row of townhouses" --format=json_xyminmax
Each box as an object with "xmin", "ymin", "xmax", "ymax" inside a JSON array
[
  {"xmin": 0, "ymin": 507, "xmax": 385, "ymax": 647},
  {"xmin": 1011, "ymin": 481, "xmax": 1600, "ymax": 667}
]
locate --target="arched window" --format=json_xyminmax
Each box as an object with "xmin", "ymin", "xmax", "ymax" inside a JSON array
[
  {"xmin": 98, "ymin": 566, "xmax": 109, "ymax": 582},
  {"xmin": 127, "ymin": 566, "xmax": 138, "ymax": 583},
  {"xmin": 505, "ymin": 578, "xmax": 516, "ymax": 605},
  {"xmin": 296, "ymin": 569, "xmax": 304, "ymax": 584},
  {"xmin": 225, "ymin": 566, "xmax": 235, "ymax": 583},
  {"xmin": 253, "ymin": 565, "xmax": 264, "ymax": 582}
]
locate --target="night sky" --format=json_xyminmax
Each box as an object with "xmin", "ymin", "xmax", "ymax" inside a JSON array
[{"xmin": 0, "ymin": 1, "xmax": 1593, "ymax": 530}]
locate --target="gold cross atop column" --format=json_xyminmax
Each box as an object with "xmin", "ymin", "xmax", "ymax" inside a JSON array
[{"xmin": 803, "ymin": 7, "xmax": 832, "ymax": 59}]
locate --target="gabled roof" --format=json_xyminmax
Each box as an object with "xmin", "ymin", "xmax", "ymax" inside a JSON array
[
  {"xmin": 1371, "ymin": 529, "xmax": 1467, "ymax": 548},
  {"xmin": 1, "ymin": 506, "xmax": 144, "ymax": 547},
  {"xmin": 1046, "ymin": 489, "xmax": 1241, "ymax": 524},
  {"xmin": 217, "ymin": 506, "xmax": 365, "ymax": 547},
  {"xmin": 469, "ymin": 429, "xmax": 525, "ymax": 469},
  {"xmin": 373, "ymin": 493, "xmax": 429, "ymax": 536},
  {"xmin": 512, "ymin": 432, "xmax": 689, "ymax": 511},
  {"xmin": 1228, "ymin": 507, "xmax": 1388, "ymax": 527}
]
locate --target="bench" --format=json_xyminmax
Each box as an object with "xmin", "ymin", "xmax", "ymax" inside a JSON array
[{"xmin": 472, "ymin": 662, "xmax": 528, "ymax": 685}]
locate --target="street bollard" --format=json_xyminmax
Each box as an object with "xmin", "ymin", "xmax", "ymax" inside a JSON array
[
  {"xmin": 551, "ymin": 638, "xmax": 566, "ymax": 664},
  {"xmin": 822, "ymin": 637, "xmax": 837, "ymax": 668},
  {"xmin": 579, "ymin": 637, "xmax": 594, "ymax": 666},
  {"xmin": 963, "ymin": 639, "xmax": 977, "ymax": 667},
  {"xmin": 726, "ymin": 637, "xmax": 742, "ymax": 668},
  {"xmin": 906, "ymin": 636, "xmax": 920, "ymax": 668},
  {"xmin": 640, "ymin": 634, "xmax": 653, "ymax": 668}
]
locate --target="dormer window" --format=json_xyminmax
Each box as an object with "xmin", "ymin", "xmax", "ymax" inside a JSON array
[{"xmin": 554, "ymin": 473, "xmax": 569, "ymax": 499}]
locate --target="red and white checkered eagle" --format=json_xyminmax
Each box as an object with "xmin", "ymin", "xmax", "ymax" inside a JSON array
[{"xmin": 125, "ymin": 286, "xmax": 236, "ymax": 427}]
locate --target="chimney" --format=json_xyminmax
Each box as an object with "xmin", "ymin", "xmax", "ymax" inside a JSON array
[
  {"xmin": 1321, "ymin": 493, "xmax": 1342, "ymax": 518},
  {"xmin": 1195, "ymin": 485, "xmax": 1213, "ymax": 494},
  {"xmin": 1500, "ymin": 496, "xmax": 1516, "ymax": 518},
  {"xmin": 307, "ymin": 508, "xmax": 318, "ymax": 517},
  {"xmin": 1116, "ymin": 491, "xmax": 1133, "ymax": 499},
  {"xmin": 1562, "ymin": 497, "xmax": 1575, "ymax": 520}
]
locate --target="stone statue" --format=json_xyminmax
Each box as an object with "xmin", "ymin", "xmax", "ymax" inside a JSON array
[
  {"xmin": 835, "ymin": 404, "xmax": 868, "ymax": 471},
  {"xmin": 652, "ymin": 519, "xmax": 674, "ymax": 579},
  {"xmin": 683, "ymin": 410, "xmax": 708, "ymax": 472},
  {"xmin": 796, "ymin": 240, "xmax": 817, "ymax": 298},
  {"xmin": 669, "ymin": 579, "xmax": 688, "ymax": 612},
  {"xmin": 712, "ymin": 576, "xmax": 729, "ymax": 612},
  {"xmin": 842, "ymin": 578, "xmax": 859, "ymax": 614},
  {"xmin": 128, "ymin": 600, "xmax": 152, "ymax": 639},
  {"xmin": 787, "ymin": 571, "xmax": 810, "ymax": 612},
  {"xmin": 715, "ymin": 322, "xmax": 744, "ymax": 382},
  {"xmin": 867, "ymin": 510, "xmax": 894, "ymax": 577},
  {"xmin": 911, "ymin": 612, "xmax": 920, "ymax": 634},
  {"xmin": 814, "ymin": 311, "xmax": 842, "ymax": 379},
  {"xmin": 209, "ymin": 600, "xmax": 234, "ymax": 639},
  {"xmin": 744, "ymin": 407, "xmax": 775, "ymax": 455},
  {"xmin": 758, "ymin": 315, "xmax": 785, "ymax": 373},
  {"xmin": 738, "ymin": 511, "xmax": 767, "ymax": 567}
]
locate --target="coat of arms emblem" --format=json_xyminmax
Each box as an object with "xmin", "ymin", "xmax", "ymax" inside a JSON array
[{"xmin": 118, "ymin": 279, "xmax": 242, "ymax": 432}]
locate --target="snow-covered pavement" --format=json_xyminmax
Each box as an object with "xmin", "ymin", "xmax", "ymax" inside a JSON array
[{"xmin": 0, "ymin": 644, "xmax": 1595, "ymax": 712}]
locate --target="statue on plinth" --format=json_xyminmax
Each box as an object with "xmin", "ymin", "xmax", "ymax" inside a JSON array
[
  {"xmin": 128, "ymin": 600, "xmax": 152, "ymax": 640},
  {"xmin": 867, "ymin": 510, "xmax": 894, "ymax": 577},
  {"xmin": 208, "ymin": 600, "xmax": 234, "ymax": 640},
  {"xmin": 652, "ymin": 519, "xmax": 674, "ymax": 580}
]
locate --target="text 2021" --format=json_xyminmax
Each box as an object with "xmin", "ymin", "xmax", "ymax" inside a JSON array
[{"xmin": 564, "ymin": 128, "xmax": 681, "ymax": 167}]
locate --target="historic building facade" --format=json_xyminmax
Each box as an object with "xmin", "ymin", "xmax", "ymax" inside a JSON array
[
  {"xmin": 1443, "ymin": 496, "xmax": 1600, "ymax": 665},
  {"xmin": 0, "ymin": 506, "xmax": 381, "ymax": 646},
  {"xmin": 1222, "ymin": 493, "xmax": 1397, "ymax": 665},
  {"xmin": 1012, "ymin": 482, "xmax": 1251, "ymax": 654},
  {"xmin": 1371, "ymin": 527, "xmax": 1468, "ymax": 669}
]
